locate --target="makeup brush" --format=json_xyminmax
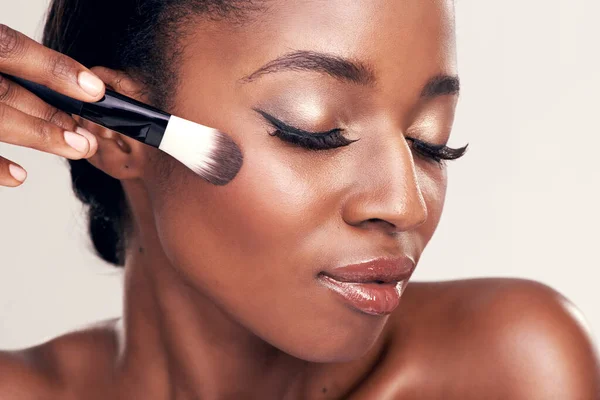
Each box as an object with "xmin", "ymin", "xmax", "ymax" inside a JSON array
[{"xmin": 1, "ymin": 73, "xmax": 243, "ymax": 186}]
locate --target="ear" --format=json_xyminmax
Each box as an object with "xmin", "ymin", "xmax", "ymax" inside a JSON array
[{"xmin": 74, "ymin": 66, "xmax": 155, "ymax": 180}]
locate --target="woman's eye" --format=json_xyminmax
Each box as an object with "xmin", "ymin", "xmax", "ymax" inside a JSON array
[
  {"xmin": 269, "ymin": 128, "xmax": 358, "ymax": 150},
  {"xmin": 254, "ymin": 109, "xmax": 359, "ymax": 151},
  {"xmin": 253, "ymin": 108, "xmax": 468, "ymax": 159},
  {"xmin": 406, "ymin": 137, "xmax": 468, "ymax": 165}
]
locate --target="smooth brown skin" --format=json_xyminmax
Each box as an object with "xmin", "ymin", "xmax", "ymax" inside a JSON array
[{"xmin": 1, "ymin": 1, "xmax": 600, "ymax": 399}]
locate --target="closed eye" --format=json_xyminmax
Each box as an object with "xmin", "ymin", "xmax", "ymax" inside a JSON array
[
  {"xmin": 254, "ymin": 108, "xmax": 359, "ymax": 150},
  {"xmin": 253, "ymin": 108, "xmax": 468, "ymax": 162},
  {"xmin": 406, "ymin": 137, "xmax": 468, "ymax": 165}
]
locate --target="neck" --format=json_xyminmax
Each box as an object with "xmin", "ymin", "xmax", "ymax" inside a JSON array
[{"xmin": 113, "ymin": 220, "xmax": 311, "ymax": 400}]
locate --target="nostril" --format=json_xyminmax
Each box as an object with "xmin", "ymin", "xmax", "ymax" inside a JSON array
[{"xmin": 365, "ymin": 218, "xmax": 396, "ymax": 229}]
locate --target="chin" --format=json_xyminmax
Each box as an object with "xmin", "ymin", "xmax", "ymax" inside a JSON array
[
  {"xmin": 268, "ymin": 315, "xmax": 389, "ymax": 363},
  {"xmin": 289, "ymin": 335, "xmax": 383, "ymax": 364}
]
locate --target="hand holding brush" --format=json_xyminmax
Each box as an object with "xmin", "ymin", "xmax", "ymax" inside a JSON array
[{"xmin": 0, "ymin": 24, "xmax": 243, "ymax": 188}]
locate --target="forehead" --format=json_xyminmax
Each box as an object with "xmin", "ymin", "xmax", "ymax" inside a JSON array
[
  {"xmin": 251, "ymin": 0, "xmax": 456, "ymax": 60},
  {"xmin": 176, "ymin": 0, "xmax": 456, "ymax": 107}
]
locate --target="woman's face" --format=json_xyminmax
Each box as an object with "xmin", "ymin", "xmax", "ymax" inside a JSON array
[{"xmin": 143, "ymin": 0, "xmax": 458, "ymax": 362}]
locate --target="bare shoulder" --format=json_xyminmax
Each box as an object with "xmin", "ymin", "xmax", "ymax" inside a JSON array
[
  {"xmin": 0, "ymin": 318, "xmax": 121, "ymax": 400},
  {"xmin": 380, "ymin": 278, "xmax": 600, "ymax": 399}
]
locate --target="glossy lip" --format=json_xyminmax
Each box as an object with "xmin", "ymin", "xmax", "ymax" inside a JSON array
[
  {"xmin": 323, "ymin": 256, "xmax": 415, "ymax": 284},
  {"xmin": 318, "ymin": 256, "xmax": 415, "ymax": 316}
]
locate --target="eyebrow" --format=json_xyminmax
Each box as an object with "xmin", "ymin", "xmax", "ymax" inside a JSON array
[
  {"xmin": 238, "ymin": 50, "xmax": 460, "ymax": 98},
  {"xmin": 239, "ymin": 50, "xmax": 376, "ymax": 85},
  {"xmin": 420, "ymin": 74, "xmax": 460, "ymax": 98}
]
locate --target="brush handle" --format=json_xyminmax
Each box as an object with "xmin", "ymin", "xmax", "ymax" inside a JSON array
[
  {"xmin": 79, "ymin": 86, "xmax": 170, "ymax": 147},
  {"xmin": 0, "ymin": 72, "xmax": 83, "ymax": 115},
  {"xmin": 1, "ymin": 72, "xmax": 171, "ymax": 148}
]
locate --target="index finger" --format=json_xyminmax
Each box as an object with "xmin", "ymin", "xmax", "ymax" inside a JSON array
[{"xmin": 0, "ymin": 24, "xmax": 105, "ymax": 102}]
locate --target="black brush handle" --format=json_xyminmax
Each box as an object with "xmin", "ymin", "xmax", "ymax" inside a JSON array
[
  {"xmin": 1, "ymin": 72, "xmax": 83, "ymax": 115},
  {"xmin": 1, "ymin": 72, "xmax": 171, "ymax": 148}
]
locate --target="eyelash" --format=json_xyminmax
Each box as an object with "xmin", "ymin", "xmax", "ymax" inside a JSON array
[
  {"xmin": 405, "ymin": 137, "xmax": 468, "ymax": 165},
  {"xmin": 270, "ymin": 127, "xmax": 358, "ymax": 150},
  {"xmin": 256, "ymin": 109, "xmax": 468, "ymax": 164}
]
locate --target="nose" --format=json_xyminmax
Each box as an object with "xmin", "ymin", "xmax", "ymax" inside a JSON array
[{"xmin": 341, "ymin": 135, "xmax": 428, "ymax": 235}]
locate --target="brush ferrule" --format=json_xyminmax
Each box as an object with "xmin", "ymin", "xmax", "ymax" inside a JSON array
[{"xmin": 80, "ymin": 89, "xmax": 170, "ymax": 147}]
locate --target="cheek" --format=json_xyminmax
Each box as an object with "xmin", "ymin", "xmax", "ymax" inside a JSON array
[
  {"xmin": 415, "ymin": 164, "xmax": 448, "ymax": 251},
  {"xmin": 143, "ymin": 142, "xmax": 361, "ymax": 359},
  {"xmin": 144, "ymin": 143, "xmax": 328, "ymax": 289}
]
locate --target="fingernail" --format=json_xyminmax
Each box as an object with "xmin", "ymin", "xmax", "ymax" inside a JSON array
[
  {"xmin": 64, "ymin": 131, "xmax": 90, "ymax": 153},
  {"xmin": 76, "ymin": 126, "xmax": 97, "ymax": 149},
  {"xmin": 9, "ymin": 164, "xmax": 27, "ymax": 182},
  {"xmin": 78, "ymin": 71, "xmax": 104, "ymax": 97}
]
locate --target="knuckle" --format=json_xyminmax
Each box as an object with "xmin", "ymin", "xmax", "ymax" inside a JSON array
[
  {"xmin": 45, "ymin": 106, "xmax": 61, "ymax": 125},
  {"xmin": 0, "ymin": 103, "xmax": 7, "ymax": 122},
  {"xmin": 0, "ymin": 74, "xmax": 12, "ymax": 102},
  {"xmin": 0, "ymin": 24, "xmax": 22, "ymax": 60},
  {"xmin": 32, "ymin": 117, "xmax": 54, "ymax": 145},
  {"xmin": 46, "ymin": 107, "xmax": 73, "ymax": 130},
  {"xmin": 48, "ymin": 54, "xmax": 74, "ymax": 81}
]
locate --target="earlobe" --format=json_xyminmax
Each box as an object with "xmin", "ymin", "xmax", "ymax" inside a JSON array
[
  {"xmin": 75, "ymin": 116, "xmax": 141, "ymax": 180},
  {"xmin": 72, "ymin": 67, "xmax": 153, "ymax": 180}
]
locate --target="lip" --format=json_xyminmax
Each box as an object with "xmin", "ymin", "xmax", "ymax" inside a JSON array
[{"xmin": 318, "ymin": 256, "xmax": 415, "ymax": 316}]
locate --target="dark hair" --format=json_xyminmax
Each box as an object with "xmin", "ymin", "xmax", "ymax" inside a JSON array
[{"xmin": 42, "ymin": 0, "xmax": 255, "ymax": 266}]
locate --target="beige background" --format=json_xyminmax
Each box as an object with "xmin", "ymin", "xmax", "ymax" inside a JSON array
[{"xmin": 0, "ymin": 1, "xmax": 599, "ymax": 349}]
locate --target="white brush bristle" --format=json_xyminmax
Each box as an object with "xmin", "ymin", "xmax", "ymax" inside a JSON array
[{"xmin": 158, "ymin": 116, "xmax": 243, "ymax": 185}]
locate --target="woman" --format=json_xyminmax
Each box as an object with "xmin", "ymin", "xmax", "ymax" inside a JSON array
[{"xmin": 0, "ymin": 0, "xmax": 598, "ymax": 398}]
